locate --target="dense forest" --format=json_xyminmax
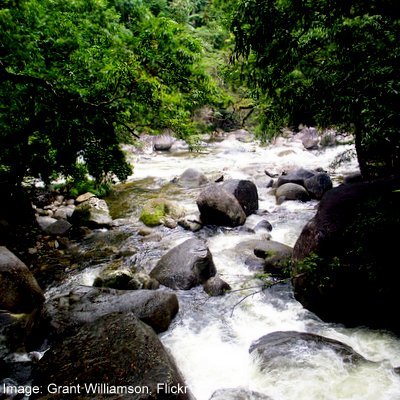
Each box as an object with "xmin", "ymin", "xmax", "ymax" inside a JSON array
[
  {"xmin": 1, "ymin": 2, "xmax": 400, "ymax": 396},
  {"xmin": 1, "ymin": 0, "xmax": 399, "ymax": 195}
]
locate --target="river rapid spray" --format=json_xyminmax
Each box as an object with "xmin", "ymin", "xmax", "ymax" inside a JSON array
[{"xmin": 50, "ymin": 135, "xmax": 400, "ymax": 400}]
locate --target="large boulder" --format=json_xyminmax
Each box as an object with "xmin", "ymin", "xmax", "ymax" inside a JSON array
[
  {"xmin": 304, "ymin": 172, "xmax": 333, "ymax": 199},
  {"xmin": 0, "ymin": 247, "xmax": 44, "ymax": 313},
  {"xmin": 292, "ymin": 178, "xmax": 400, "ymax": 333},
  {"xmin": 32, "ymin": 313, "xmax": 192, "ymax": 400},
  {"xmin": 249, "ymin": 331, "xmax": 367, "ymax": 371},
  {"xmin": 253, "ymin": 240, "xmax": 292, "ymax": 276},
  {"xmin": 150, "ymin": 238, "xmax": 216, "ymax": 290},
  {"xmin": 275, "ymin": 183, "xmax": 310, "ymax": 203},
  {"xmin": 140, "ymin": 198, "xmax": 185, "ymax": 227},
  {"xmin": 45, "ymin": 286, "xmax": 178, "ymax": 334},
  {"xmin": 197, "ymin": 185, "xmax": 246, "ymax": 227},
  {"xmin": 276, "ymin": 168, "xmax": 315, "ymax": 187},
  {"xmin": 299, "ymin": 127, "xmax": 319, "ymax": 150},
  {"xmin": 70, "ymin": 197, "xmax": 112, "ymax": 228},
  {"xmin": 153, "ymin": 134, "xmax": 176, "ymax": 151},
  {"xmin": 222, "ymin": 179, "xmax": 259, "ymax": 216}
]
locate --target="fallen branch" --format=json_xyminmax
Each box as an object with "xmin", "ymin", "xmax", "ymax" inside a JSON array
[{"xmin": 229, "ymin": 277, "xmax": 290, "ymax": 317}]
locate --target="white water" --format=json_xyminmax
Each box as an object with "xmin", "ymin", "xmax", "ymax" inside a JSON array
[
  {"xmin": 51, "ymin": 134, "xmax": 400, "ymax": 400},
  {"xmin": 117, "ymin": 135, "xmax": 400, "ymax": 400}
]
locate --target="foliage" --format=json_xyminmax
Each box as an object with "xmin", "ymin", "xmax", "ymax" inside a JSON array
[
  {"xmin": 231, "ymin": 0, "xmax": 400, "ymax": 179},
  {"xmin": 0, "ymin": 0, "xmax": 218, "ymax": 191}
]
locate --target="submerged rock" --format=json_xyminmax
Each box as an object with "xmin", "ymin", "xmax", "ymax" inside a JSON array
[
  {"xmin": 32, "ymin": 313, "xmax": 192, "ymax": 400},
  {"xmin": 250, "ymin": 331, "xmax": 367, "ymax": 371},
  {"xmin": 0, "ymin": 247, "xmax": 45, "ymax": 313},
  {"xmin": 150, "ymin": 238, "xmax": 216, "ymax": 290},
  {"xmin": 176, "ymin": 168, "xmax": 208, "ymax": 187},
  {"xmin": 45, "ymin": 287, "xmax": 178, "ymax": 333},
  {"xmin": 209, "ymin": 388, "xmax": 272, "ymax": 400}
]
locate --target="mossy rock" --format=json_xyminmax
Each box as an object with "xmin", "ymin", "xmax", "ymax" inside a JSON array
[
  {"xmin": 93, "ymin": 269, "xmax": 134, "ymax": 290},
  {"xmin": 139, "ymin": 198, "xmax": 185, "ymax": 227}
]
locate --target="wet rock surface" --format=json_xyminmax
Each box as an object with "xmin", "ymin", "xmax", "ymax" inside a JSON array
[
  {"xmin": 32, "ymin": 313, "xmax": 192, "ymax": 400},
  {"xmin": 292, "ymin": 178, "xmax": 400, "ymax": 333},
  {"xmin": 203, "ymin": 276, "xmax": 231, "ymax": 296},
  {"xmin": 197, "ymin": 184, "xmax": 246, "ymax": 227},
  {"xmin": 221, "ymin": 179, "xmax": 259, "ymax": 216},
  {"xmin": 0, "ymin": 246, "xmax": 45, "ymax": 313},
  {"xmin": 150, "ymin": 238, "xmax": 216, "ymax": 290},
  {"xmin": 250, "ymin": 331, "xmax": 367, "ymax": 370},
  {"xmin": 45, "ymin": 287, "xmax": 179, "ymax": 334},
  {"xmin": 209, "ymin": 388, "xmax": 273, "ymax": 400},
  {"xmin": 70, "ymin": 197, "xmax": 112, "ymax": 228}
]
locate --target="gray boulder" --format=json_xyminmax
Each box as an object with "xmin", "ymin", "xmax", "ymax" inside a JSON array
[
  {"xmin": 53, "ymin": 205, "xmax": 75, "ymax": 220},
  {"xmin": 44, "ymin": 219, "xmax": 72, "ymax": 236},
  {"xmin": 300, "ymin": 127, "xmax": 319, "ymax": 149},
  {"xmin": 304, "ymin": 173, "xmax": 333, "ymax": 199},
  {"xmin": 254, "ymin": 220, "xmax": 273, "ymax": 232},
  {"xmin": 222, "ymin": 180, "xmax": 259, "ymax": 216},
  {"xmin": 209, "ymin": 388, "xmax": 272, "ymax": 400},
  {"xmin": 253, "ymin": 241, "xmax": 292, "ymax": 276},
  {"xmin": 93, "ymin": 269, "xmax": 134, "ymax": 290},
  {"xmin": 177, "ymin": 168, "xmax": 208, "ymax": 187},
  {"xmin": 128, "ymin": 272, "xmax": 160, "ymax": 290},
  {"xmin": 292, "ymin": 179, "xmax": 400, "ymax": 333},
  {"xmin": 276, "ymin": 168, "xmax": 315, "ymax": 187},
  {"xmin": 153, "ymin": 134, "xmax": 175, "ymax": 151},
  {"xmin": 36, "ymin": 216, "xmax": 57, "ymax": 230},
  {"xmin": 178, "ymin": 216, "xmax": 202, "ymax": 232},
  {"xmin": 70, "ymin": 197, "xmax": 112, "ymax": 227},
  {"xmin": 0, "ymin": 247, "xmax": 44, "ymax": 313},
  {"xmin": 32, "ymin": 313, "xmax": 192, "ymax": 400},
  {"xmin": 203, "ymin": 276, "xmax": 231, "ymax": 296},
  {"xmin": 250, "ymin": 331, "xmax": 367, "ymax": 371},
  {"xmin": 197, "ymin": 184, "xmax": 246, "ymax": 227},
  {"xmin": 45, "ymin": 286, "xmax": 178, "ymax": 334},
  {"xmin": 276, "ymin": 183, "xmax": 310, "ymax": 203},
  {"xmin": 150, "ymin": 238, "xmax": 216, "ymax": 290}
]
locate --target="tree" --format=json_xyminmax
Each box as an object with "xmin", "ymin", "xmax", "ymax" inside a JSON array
[
  {"xmin": 0, "ymin": 0, "xmax": 216, "ymax": 190},
  {"xmin": 231, "ymin": 0, "xmax": 400, "ymax": 179}
]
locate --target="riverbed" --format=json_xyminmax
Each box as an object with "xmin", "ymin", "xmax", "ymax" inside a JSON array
[{"xmin": 54, "ymin": 133, "xmax": 400, "ymax": 399}]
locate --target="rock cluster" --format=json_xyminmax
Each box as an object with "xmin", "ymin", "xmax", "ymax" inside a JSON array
[{"xmin": 274, "ymin": 168, "xmax": 332, "ymax": 203}]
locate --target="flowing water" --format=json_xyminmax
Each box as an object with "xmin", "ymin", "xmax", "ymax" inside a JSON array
[{"xmin": 51, "ymin": 135, "xmax": 400, "ymax": 399}]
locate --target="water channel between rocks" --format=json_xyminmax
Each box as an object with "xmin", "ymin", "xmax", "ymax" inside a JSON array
[{"xmin": 53, "ymin": 136, "xmax": 400, "ymax": 400}]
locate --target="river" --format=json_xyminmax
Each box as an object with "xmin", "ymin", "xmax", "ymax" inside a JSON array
[{"xmin": 55, "ymin": 133, "xmax": 400, "ymax": 399}]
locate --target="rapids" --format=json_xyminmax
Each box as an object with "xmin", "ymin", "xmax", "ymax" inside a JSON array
[{"xmin": 51, "ymin": 134, "xmax": 400, "ymax": 399}]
